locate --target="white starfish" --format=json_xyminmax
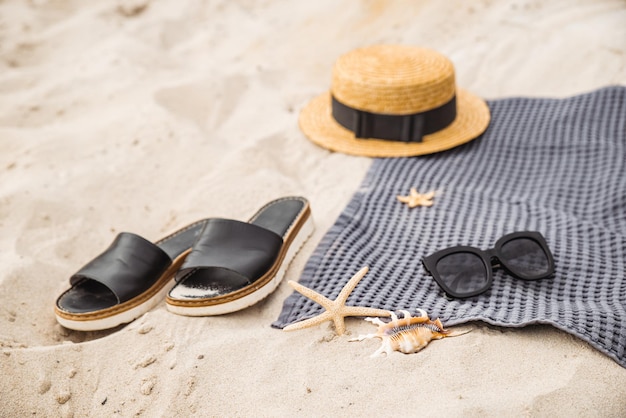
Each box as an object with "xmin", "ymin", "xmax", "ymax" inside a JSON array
[
  {"xmin": 396, "ymin": 188, "xmax": 435, "ymax": 208},
  {"xmin": 283, "ymin": 266, "xmax": 391, "ymax": 336}
]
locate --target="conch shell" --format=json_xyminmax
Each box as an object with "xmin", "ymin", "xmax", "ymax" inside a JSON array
[{"xmin": 350, "ymin": 309, "xmax": 469, "ymax": 357}]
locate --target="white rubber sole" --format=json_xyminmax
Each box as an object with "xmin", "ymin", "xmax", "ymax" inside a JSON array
[
  {"xmin": 166, "ymin": 215, "xmax": 315, "ymax": 316},
  {"xmin": 54, "ymin": 277, "xmax": 177, "ymax": 331}
]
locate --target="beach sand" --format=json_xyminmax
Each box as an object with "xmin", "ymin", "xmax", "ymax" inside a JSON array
[{"xmin": 1, "ymin": 0, "xmax": 625, "ymax": 416}]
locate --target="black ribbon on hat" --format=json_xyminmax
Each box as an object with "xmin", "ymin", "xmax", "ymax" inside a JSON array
[{"xmin": 331, "ymin": 95, "xmax": 457, "ymax": 142}]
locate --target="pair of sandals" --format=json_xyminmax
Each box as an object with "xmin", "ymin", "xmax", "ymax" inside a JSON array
[{"xmin": 54, "ymin": 197, "xmax": 313, "ymax": 331}]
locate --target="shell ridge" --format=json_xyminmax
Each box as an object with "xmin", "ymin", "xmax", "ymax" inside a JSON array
[{"xmin": 351, "ymin": 309, "xmax": 466, "ymax": 357}]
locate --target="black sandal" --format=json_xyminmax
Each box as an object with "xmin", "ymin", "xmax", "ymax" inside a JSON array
[
  {"xmin": 166, "ymin": 196, "xmax": 314, "ymax": 316},
  {"xmin": 54, "ymin": 220, "xmax": 206, "ymax": 331}
]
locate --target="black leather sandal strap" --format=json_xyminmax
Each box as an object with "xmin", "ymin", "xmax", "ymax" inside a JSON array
[
  {"xmin": 176, "ymin": 219, "xmax": 283, "ymax": 282},
  {"xmin": 70, "ymin": 233, "xmax": 173, "ymax": 303}
]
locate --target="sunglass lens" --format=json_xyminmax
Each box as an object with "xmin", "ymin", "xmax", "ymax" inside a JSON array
[
  {"xmin": 436, "ymin": 252, "xmax": 488, "ymax": 296},
  {"xmin": 500, "ymin": 237, "xmax": 551, "ymax": 278}
]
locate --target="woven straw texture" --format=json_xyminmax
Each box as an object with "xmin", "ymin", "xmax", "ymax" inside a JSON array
[
  {"xmin": 277, "ymin": 86, "xmax": 626, "ymax": 368},
  {"xmin": 332, "ymin": 45, "xmax": 455, "ymax": 114},
  {"xmin": 299, "ymin": 45, "xmax": 491, "ymax": 157}
]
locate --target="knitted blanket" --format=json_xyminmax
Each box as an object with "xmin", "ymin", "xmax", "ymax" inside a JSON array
[{"xmin": 274, "ymin": 86, "xmax": 626, "ymax": 368}]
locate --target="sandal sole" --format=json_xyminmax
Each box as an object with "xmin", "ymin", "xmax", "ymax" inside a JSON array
[{"xmin": 54, "ymin": 251, "xmax": 189, "ymax": 331}]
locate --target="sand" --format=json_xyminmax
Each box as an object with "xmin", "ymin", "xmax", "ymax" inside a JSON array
[{"xmin": 1, "ymin": 0, "xmax": 625, "ymax": 416}]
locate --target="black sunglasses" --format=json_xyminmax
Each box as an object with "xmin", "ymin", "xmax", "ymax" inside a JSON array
[{"xmin": 422, "ymin": 231, "xmax": 555, "ymax": 299}]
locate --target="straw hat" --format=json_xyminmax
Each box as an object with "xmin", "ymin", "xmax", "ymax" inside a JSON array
[{"xmin": 299, "ymin": 45, "xmax": 490, "ymax": 157}]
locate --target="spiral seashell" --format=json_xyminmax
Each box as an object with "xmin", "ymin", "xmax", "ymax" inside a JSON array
[{"xmin": 351, "ymin": 309, "xmax": 469, "ymax": 357}]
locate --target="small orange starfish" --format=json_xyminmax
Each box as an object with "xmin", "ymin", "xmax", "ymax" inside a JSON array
[
  {"xmin": 396, "ymin": 188, "xmax": 435, "ymax": 208},
  {"xmin": 283, "ymin": 266, "xmax": 391, "ymax": 336}
]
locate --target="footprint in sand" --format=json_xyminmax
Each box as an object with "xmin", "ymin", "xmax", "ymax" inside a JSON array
[{"xmin": 154, "ymin": 75, "xmax": 248, "ymax": 133}]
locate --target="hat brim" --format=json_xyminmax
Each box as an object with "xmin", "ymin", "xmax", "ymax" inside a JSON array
[{"xmin": 299, "ymin": 89, "xmax": 490, "ymax": 157}]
